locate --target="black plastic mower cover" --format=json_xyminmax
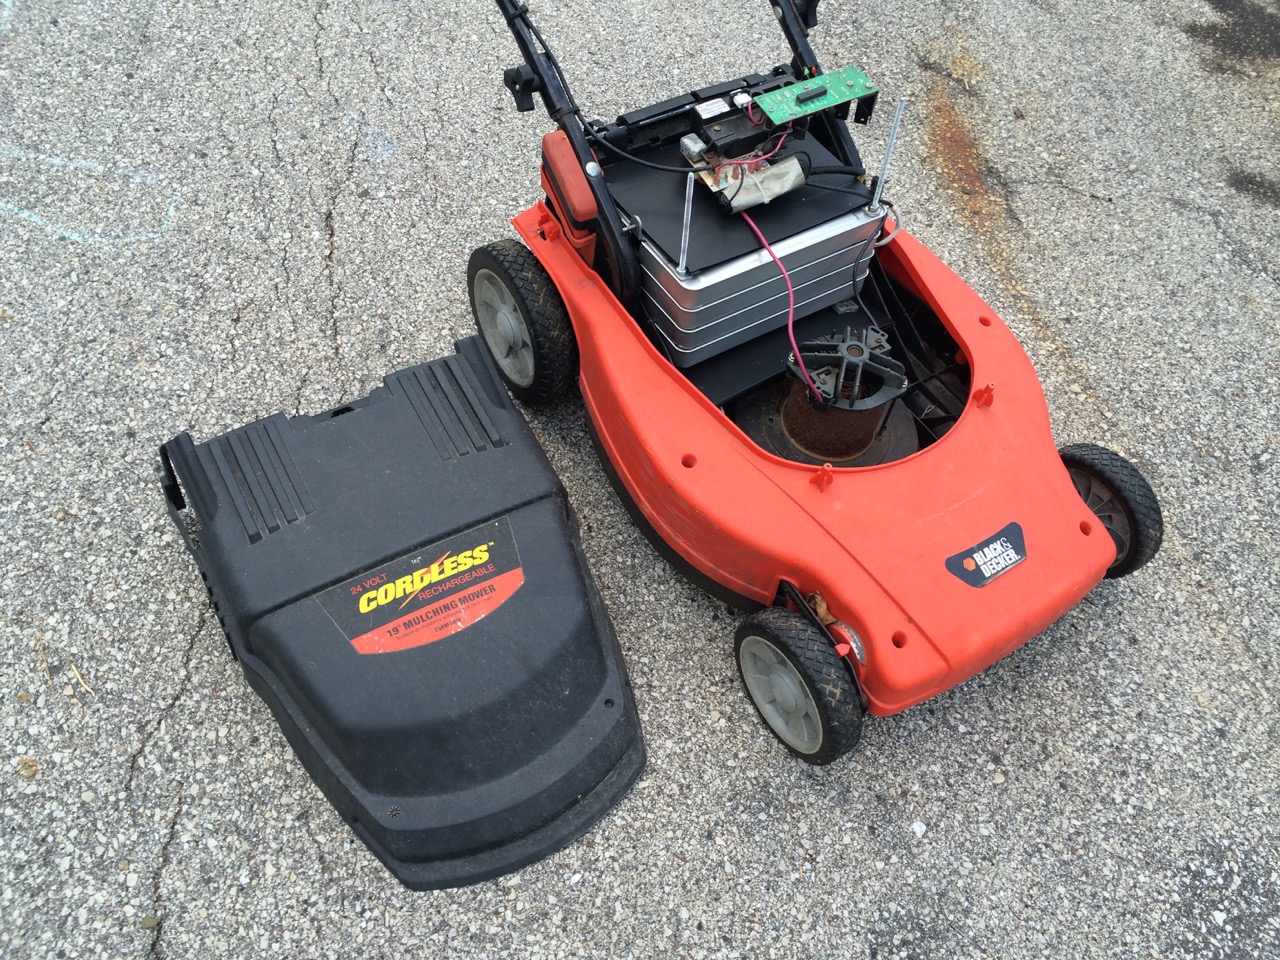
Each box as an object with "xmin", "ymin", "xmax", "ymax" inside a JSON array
[{"xmin": 158, "ymin": 337, "xmax": 644, "ymax": 889}]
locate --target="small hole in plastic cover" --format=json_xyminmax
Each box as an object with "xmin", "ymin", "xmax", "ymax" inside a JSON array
[
  {"xmin": 1080, "ymin": 520, "xmax": 1093, "ymax": 535},
  {"xmin": 892, "ymin": 631, "xmax": 908, "ymax": 649},
  {"xmin": 681, "ymin": 454, "xmax": 697, "ymax": 468}
]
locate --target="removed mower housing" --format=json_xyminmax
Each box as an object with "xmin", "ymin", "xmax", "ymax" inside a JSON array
[
  {"xmin": 472, "ymin": 0, "xmax": 1163, "ymax": 763},
  {"xmin": 160, "ymin": 340, "xmax": 644, "ymax": 888}
]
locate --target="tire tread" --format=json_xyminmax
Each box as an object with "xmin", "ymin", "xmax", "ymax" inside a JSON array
[
  {"xmin": 735, "ymin": 607, "xmax": 863, "ymax": 764},
  {"xmin": 1060, "ymin": 442, "xmax": 1163, "ymax": 578},
  {"xmin": 468, "ymin": 239, "xmax": 577, "ymax": 405}
]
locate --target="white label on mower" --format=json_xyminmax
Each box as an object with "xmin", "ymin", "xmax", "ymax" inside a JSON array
[{"xmin": 695, "ymin": 98, "xmax": 731, "ymax": 120}]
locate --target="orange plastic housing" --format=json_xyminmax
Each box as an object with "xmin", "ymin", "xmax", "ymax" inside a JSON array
[
  {"xmin": 512, "ymin": 202, "xmax": 1113, "ymax": 716},
  {"xmin": 539, "ymin": 131, "xmax": 598, "ymax": 266}
]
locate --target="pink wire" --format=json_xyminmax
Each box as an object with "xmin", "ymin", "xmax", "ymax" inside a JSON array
[{"xmin": 739, "ymin": 211, "xmax": 822, "ymax": 403}]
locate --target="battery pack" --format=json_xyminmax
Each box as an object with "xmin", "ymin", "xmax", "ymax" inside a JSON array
[
  {"xmin": 603, "ymin": 137, "xmax": 876, "ymax": 368},
  {"xmin": 159, "ymin": 337, "xmax": 644, "ymax": 889}
]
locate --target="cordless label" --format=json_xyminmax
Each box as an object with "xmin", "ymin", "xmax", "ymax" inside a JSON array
[
  {"xmin": 945, "ymin": 522, "xmax": 1026, "ymax": 587},
  {"xmin": 317, "ymin": 517, "xmax": 525, "ymax": 654}
]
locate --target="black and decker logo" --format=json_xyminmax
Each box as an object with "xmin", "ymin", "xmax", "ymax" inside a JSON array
[{"xmin": 946, "ymin": 522, "xmax": 1026, "ymax": 587}]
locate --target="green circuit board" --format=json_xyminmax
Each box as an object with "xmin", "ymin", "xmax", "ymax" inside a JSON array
[{"xmin": 753, "ymin": 65, "xmax": 877, "ymax": 124}]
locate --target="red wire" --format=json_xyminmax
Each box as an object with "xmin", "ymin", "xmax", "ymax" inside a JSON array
[
  {"xmin": 739, "ymin": 211, "xmax": 821, "ymax": 403},
  {"xmin": 715, "ymin": 130, "xmax": 790, "ymax": 176}
]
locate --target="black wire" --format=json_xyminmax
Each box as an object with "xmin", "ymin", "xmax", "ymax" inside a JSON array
[
  {"xmin": 792, "ymin": 150, "xmax": 869, "ymax": 196},
  {"xmin": 526, "ymin": 17, "xmax": 576, "ymax": 110},
  {"xmin": 515, "ymin": 8, "xmax": 789, "ymax": 187},
  {"xmin": 808, "ymin": 164, "xmax": 864, "ymax": 177},
  {"xmin": 587, "ymin": 121, "xmax": 792, "ymax": 176},
  {"xmin": 586, "ymin": 131, "xmax": 715, "ymax": 173},
  {"xmin": 517, "ymin": 8, "xmax": 698, "ymax": 178},
  {"xmin": 853, "ymin": 219, "xmax": 888, "ymax": 319},
  {"xmin": 806, "ymin": 179, "xmax": 871, "ymax": 197}
]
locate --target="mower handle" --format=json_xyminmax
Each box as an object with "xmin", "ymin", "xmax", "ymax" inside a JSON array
[
  {"xmin": 492, "ymin": 0, "xmax": 641, "ymax": 310},
  {"xmin": 772, "ymin": 0, "xmax": 865, "ymax": 172}
]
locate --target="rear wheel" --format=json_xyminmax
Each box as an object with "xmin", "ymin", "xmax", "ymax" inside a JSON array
[
  {"xmin": 734, "ymin": 607, "xmax": 863, "ymax": 764},
  {"xmin": 467, "ymin": 240, "xmax": 577, "ymax": 405},
  {"xmin": 1060, "ymin": 443, "xmax": 1163, "ymax": 578}
]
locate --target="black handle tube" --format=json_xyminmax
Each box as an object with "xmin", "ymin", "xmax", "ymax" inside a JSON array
[
  {"xmin": 493, "ymin": 0, "xmax": 640, "ymax": 308},
  {"xmin": 772, "ymin": 0, "xmax": 863, "ymax": 172},
  {"xmin": 773, "ymin": 0, "xmax": 822, "ymax": 74}
]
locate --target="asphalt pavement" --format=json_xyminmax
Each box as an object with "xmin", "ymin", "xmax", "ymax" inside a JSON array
[{"xmin": 2, "ymin": 0, "xmax": 1278, "ymax": 957}]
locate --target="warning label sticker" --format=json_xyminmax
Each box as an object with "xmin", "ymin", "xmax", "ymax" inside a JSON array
[{"xmin": 317, "ymin": 517, "xmax": 525, "ymax": 655}]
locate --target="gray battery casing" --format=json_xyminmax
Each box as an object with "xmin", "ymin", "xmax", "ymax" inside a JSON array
[{"xmin": 638, "ymin": 205, "xmax": 881, "ymax": 368}]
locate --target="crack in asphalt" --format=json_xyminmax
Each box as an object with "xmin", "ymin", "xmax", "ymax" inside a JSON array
[
  {"xmin": 419, "ymin": 120, "xmax": 439, "ymax": 206},
  {"xmin": 126, "ymin": 612, "xmax": 207, "ymax": 797},
  {"xmin": 322, "ymin": 134, "xmax": 359, "ymax": 359},
  {"xmin": 1016, "ymin": 178, "xmax": 1115, "ymax": 206},
  {"xmin": 294, "ymin": 366, "xmax": 312, "ymax": 416},
  {"xmin": 146, "ymin": 790, "xmax": 187, "ymax": 958},
  {"xmin": 227, "ymin": 306, "xmax": 241, "ymax": 367},
  {"xmin": 267, "ymin": 89, "xmax": 284, "ymax": 167},
  {"xmin": 366, "ymin": 49, "xmax": 394, "ymax": 109},
  {"xmin": 1175, "ymin": 195, "xmax": 1280, "ymax": 287},
  {"xmin": 279, "ymin": 233, "xmax": 294, "ymax": 302},
  {"xmin": 294, "ymin": 789, "xmax": 337, "ymax": 909},
  {"xmin": 312, "ymin": 0, "xmax": 339, "ymax": 109}
]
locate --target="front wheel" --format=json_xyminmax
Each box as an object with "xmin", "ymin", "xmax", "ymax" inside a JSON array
[
  {"xmin": 467, "ymin": 239, "xmax": 577, "ymax": 406},
  {"xmin": 734, "ymin": 607, "xmax": 863, "ymax": 764},
  {"xmin": 1060, "ymin": 443, "xmax": 1163, "ymax": 578}
]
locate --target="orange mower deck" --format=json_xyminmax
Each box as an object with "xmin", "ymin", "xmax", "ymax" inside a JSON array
[{"xmin": 513, "ymin": 202, "xmax": 1114, "ymax": 716}]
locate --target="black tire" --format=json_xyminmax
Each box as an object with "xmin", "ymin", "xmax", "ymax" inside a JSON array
[
  {"xmin": 467, "ymin": 239, "xmax": 577, "ymax": 406},
  {"xmin": 734, "ymin": 607, "xmax": 863, "ymax": 764},
  {"xmin": 1059, "ymin": 443, "xmax": 1163, "ymax": 578}
]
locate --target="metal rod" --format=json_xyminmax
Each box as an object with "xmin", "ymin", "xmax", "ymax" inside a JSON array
[
  {"xmin": 677, "ymin": 172, "xmax": 695, "ymax": 276},
  {"xmin": 869, "ymin": 97, "xmax": 907, "ymax": 215}
]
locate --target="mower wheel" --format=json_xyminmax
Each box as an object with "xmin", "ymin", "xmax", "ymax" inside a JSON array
[
  {"xmin": 468, "ymin": 240, "xmax": 577, "ymax": 405},
  {"xmin": 734, "ymin": 607, "xmax": 863, "ymax": 764},
  {"xmin": 1060, "ymin": 443, "xmax": 1163, "ymax": 578}
]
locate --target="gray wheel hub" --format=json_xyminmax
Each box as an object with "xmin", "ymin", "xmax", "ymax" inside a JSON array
[
  {"xmin": 473, "ymin": 268, "xmax": 535, "ymax": 388},
  {"xmin": 738, "ymin": 634, "xmax": 823, "ymax": 754}
]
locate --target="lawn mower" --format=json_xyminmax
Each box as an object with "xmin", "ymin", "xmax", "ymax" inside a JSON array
[{"xmin": 472, "ymin": 0, "xmax": 1164, "ymax": 763}]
